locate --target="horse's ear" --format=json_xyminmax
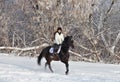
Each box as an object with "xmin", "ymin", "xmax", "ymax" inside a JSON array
[{"xmin": 70, "ymin": 36, "xmax": 72, "ymax": 39}]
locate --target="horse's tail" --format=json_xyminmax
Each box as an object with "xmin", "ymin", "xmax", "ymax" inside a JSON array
[{"xmin": 37, "ymin": 50, "xmax": 44, "ymax": 65}]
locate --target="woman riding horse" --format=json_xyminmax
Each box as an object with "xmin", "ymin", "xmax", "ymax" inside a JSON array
[
  {"xmin": 49, "ymin": 27, "xmax": 64, "ymax": 56},
  {"xmin": 37, "ymin": 35, "xmax": 74, "ymax": 75}
]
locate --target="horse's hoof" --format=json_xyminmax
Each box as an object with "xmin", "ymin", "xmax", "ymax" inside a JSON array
[
  {"xmin": 50, "ymin": 70, "xmax": 54, "ymax": 73},
  {"xmin": 51, "ymin": 71, "xmax": 54, "ymax": 73},
  {"xmin": 65, "ymin": 72, "xmax": 69, "ymax": 75},
  {"xmin": 38, "ymin": 63, "xmax": 41, "ymax": 65}
]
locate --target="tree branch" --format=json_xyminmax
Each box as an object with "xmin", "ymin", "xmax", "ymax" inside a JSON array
[{"xmin": 0, "ymin": 43, "xmax": 49, "ymax": 51}]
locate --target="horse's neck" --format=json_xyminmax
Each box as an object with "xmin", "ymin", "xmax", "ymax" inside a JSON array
[{"xmin": 61, "ymin": 43, "xmax": 69, "ymax": 53}]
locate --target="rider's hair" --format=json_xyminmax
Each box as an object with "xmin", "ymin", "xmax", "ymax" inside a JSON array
[{"xmin": 57, "ymin": 27, "xmax": 62, "ymax": 31}]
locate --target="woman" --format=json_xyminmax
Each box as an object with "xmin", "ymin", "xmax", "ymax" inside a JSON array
[
  {"xmin": 54, "ymin": 27, "xmax": 64, "ymax": 45},
  {"xmin": 49, "ymin": 27, "xmax": 64, "ymax": 54}
]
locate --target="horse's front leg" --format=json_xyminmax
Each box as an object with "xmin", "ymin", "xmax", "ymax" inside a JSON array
[{"xmin": 64, "ymin": 62, "xmax": 69, "ymax": 75}]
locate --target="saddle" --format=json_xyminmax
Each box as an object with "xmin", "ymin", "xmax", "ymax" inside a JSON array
[{"xmin": 49, "ymin": 44, "xmax": 61, "ymax": 55}]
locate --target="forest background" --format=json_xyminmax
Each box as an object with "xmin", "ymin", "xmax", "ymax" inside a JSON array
[{"xmin": 0, "ymin": 0, "xmax": 120, "ymax": 63}]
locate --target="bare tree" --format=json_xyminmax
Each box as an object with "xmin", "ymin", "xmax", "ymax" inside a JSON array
[{"xmin": 0, "ymin": 0, "xmax": 120, "ymax": 63}]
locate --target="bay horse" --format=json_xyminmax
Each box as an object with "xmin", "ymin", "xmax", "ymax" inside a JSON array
[{"xmin": 37, "ymin": 36, "xmax": 74, "ymax": 75}]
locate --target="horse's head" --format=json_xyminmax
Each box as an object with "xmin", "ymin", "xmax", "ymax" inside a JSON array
[{"xmin": 63, "ymin": 36, "xmax": 74, "ymax": 48}]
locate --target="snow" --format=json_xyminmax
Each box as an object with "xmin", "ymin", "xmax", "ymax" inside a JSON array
[{"xmin": 0, "ymin": 53, "xmax": 120, "ymax": 82}]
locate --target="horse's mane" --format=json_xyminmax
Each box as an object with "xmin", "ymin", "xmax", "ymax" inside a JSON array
[
  {"xmin": 62, "ymin": 36, "xmax": 71, "ymax": 44},
  {"xmin": 61, "ymin": 36, "xmax": 72, "ymax": 53}
]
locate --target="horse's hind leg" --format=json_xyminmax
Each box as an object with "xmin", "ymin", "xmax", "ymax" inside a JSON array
[
  {"xmin": 45, "ymin": 62, "xmax": 48, "ymax": 70},
  {"xmin": 48, "ymin": 62, "xmax": 54, "ymax": 73},
  {"xmin": 45, "ymin": 61, "xmax": 54, "ymax": 73}
]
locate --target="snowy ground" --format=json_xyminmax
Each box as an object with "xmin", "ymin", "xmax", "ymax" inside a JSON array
[{"xmin": 0, "ymin": 53, "xmax": 120, "ymax": 82}]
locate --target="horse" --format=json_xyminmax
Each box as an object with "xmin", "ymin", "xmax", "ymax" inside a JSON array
[{"xmin": 37, "ymin": 36, "xmax": 74, "ymax": 75}]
